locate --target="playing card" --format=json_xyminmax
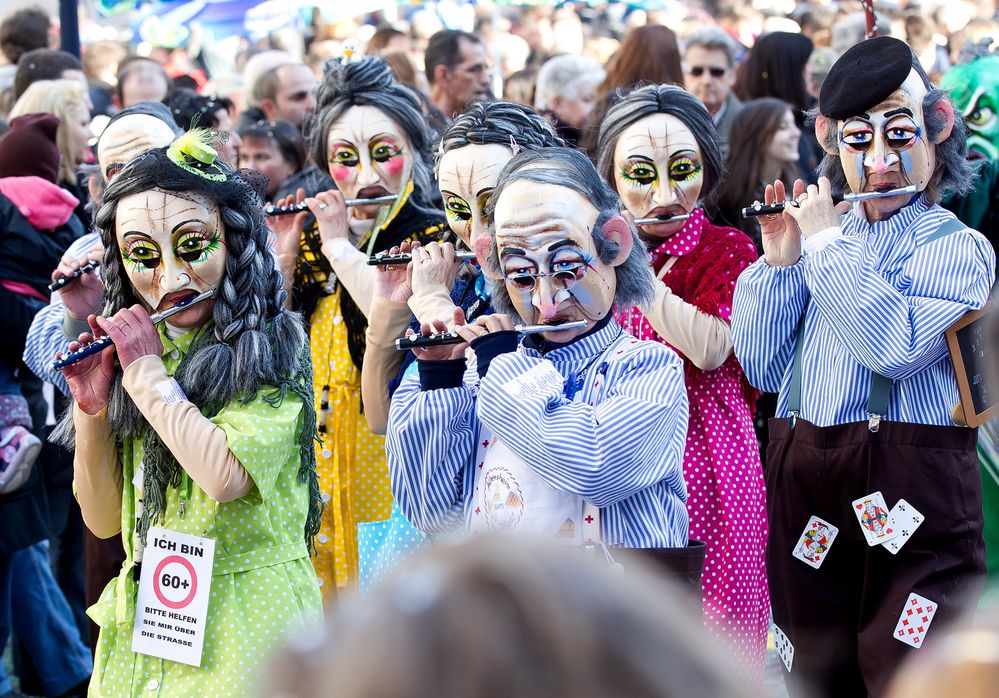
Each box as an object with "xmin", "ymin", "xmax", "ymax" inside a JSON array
[
  {"xmin": 773, "ymin": 624, "xmax": 794, "ymax": 671},
  {"xmin": 882, "ymin": 499, "xmax": 925, "ymax": 555},
  {"xmin": 791, "ymin": 516, "xmax": 839, "ymax": 569},
  {"xmin": 851, "ymin": 491, "xmax": 899, "ymax": 546},
  {"xmin": 893, "ymin": 592, "xmax": 937, "ymax": 648}
]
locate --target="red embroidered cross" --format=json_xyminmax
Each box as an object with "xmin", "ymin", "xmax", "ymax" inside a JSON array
[
  {"xmin": 475, "ymin": 507, "xmax": 481, "ymax": 514},
  {"xmin": 477, "ymin": 462, "xmax": 484, "ymax": 469},
  {"xmin": 482, "ymin": 440, "xmax": 489, "ymax": 448},
  {"xmin": 585, "ymin": 515, "xmax": 594, "ymax": 523}
]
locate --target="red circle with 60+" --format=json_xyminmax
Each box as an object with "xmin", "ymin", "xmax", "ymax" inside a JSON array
[{"xmin": 153, "ymin": 555, "xmax": 198, "ymax": 609}]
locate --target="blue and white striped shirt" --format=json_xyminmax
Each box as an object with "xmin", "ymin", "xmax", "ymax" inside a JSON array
[
  {"xmin": 385, "ymin": 319, "xmax": 690, "ymax": 548},
  {"xmin": 731, "ymin": 197, "xmax": 995, "ymax": 427},
  {"xmin": 22, "ymin": 232, "xmax": 100, "ymax": 395}
]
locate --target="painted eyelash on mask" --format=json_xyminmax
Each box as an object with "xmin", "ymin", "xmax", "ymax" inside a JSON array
[
  {"xmin": 670, "ymin": 157, "xmax": 703, "ymax": 181},
  {"xmin": 619, "ymin": 165, "xmax": 656, "ymax": 188},
  {"xmin": 176, "ymin": 230, "xmax": 223, "ymax": 263}
]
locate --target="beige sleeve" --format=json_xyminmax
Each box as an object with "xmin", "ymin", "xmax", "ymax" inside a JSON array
[
  {"xmin": 361, "ymin": 295, "xmax": 414, "ymax": 435},
  {"xmin": 121, "ymin": 356, "xmax": 253, "ymax": 502},
  {"xmin": 73, "ymin": 404, "xmax": 124, "ymax": 539},
  {"xmin": 408, "ymin": 283, "xmax": 459, "ymax": 326},
  {"xmin": 640, "ymin": 281, "xmax": 734, "ymax": 371},
  {"xmin": 322, "ymin": 238, "xmax": 375, "ymax": 318}
]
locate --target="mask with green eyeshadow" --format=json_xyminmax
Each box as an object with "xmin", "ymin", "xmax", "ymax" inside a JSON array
[{"xmin": 941, "ymin": 55, "xmax": 999, "ymax": 161}]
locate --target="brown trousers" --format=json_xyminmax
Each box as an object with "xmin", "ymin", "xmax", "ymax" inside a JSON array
[{"xmin": 766, "ymin": 418, "xmax": 986, "ymax": 698}]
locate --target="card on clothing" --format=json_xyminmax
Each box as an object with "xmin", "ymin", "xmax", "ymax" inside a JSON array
[
  {"xmin": 773, "ymin": 624, "xmax": 794, "ymax": 671},
  {"xmin": 893, "ymin": 592, "xmax": 937, "ymax": 648},
  {"xmin": 791, "ymin": 516, "xmax": 839, "ymax": 569},
  {"xmin": 882, "ymin": 499, "xmax": 925, "ymax": 555},
  {"xmin": 851, "ymin": 491, "xmax": 898, "ymax": 546}
]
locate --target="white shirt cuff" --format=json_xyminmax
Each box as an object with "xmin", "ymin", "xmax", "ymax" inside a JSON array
[
  {"xmin": 802, "ymin": 226, "xmax": 842, "ymax": 254},
  {"xmin": 321, "ymin": 237, "xmax": 358, "ymax": 263}
]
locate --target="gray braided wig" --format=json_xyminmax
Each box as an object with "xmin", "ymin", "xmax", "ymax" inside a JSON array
[
  {"xmin": 56, "ymin": 145, "xmax": 322, "ymax": 549},
  {"xmin": 483, "ymin": 147, "xmax": 655, "ymax": 317}
]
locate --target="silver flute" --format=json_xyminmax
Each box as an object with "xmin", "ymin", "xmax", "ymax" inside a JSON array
[
  {"xmin": 740, "ymin": 185, "xmax": 919, "ymax": 218},
  {"xmin": 633, "ymin": 213, "xmax": 692, "ymax": 226},
  {"xmin": 52, "ymin": 289, "xmax": 217, "ymax": 371},
  {"xmin": 396, "ymin": 320, "xmax": 589, "ymax": 350},
  {"xmin": 264, "ymin": 194, "xmax": 398, "ymax": 216},
  {"xmin": 368, "ymin": 250, "xmax": 477, "ymax": 266}
]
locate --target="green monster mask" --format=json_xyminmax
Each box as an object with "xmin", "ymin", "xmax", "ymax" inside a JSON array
[{"xmin": 941, "ymin": 55, "xmax": 999, "ymax": 161}]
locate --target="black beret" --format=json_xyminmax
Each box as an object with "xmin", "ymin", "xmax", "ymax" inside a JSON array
[{"xmin": 819, "ymin": 36, "xmax": 915, "ymax": 120}]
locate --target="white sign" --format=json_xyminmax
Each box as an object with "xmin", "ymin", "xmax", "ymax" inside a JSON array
[
  {"xmin": 500, "ymin": 361, "xmax": 564, "ymax": 400},
  {"xmin": 132, "ymin": 526, "xmax": 215, "ymax": 667}
]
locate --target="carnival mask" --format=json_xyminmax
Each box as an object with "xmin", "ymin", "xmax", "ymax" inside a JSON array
[
  {"xmin": 326, "ymin": 105, "xmax": 413, "ymax": 219},
  {"xmin": 817, "ymin": 68, "xmax": 954, "ymax": 219},
  {"xmin": 941, "ymin": 56, "xmax": 999, "ymax": 161},
  {"xmin": 115, "ymin": 188, "xmax": 225, "ymax": 329},
  {"xmin": 97, "ymin": 114, "xmax": 179, "ymax": 182},
  {"xmin": 612, "ymin": 114, "xmax": 704, "ymax": 241},
  {"xmin": 486, "ymin": 180, "xmax": 631, "ymax": 343},
  {"xmin": 438, "ymin": 143, "xmax": 513, "ymax": 248}
]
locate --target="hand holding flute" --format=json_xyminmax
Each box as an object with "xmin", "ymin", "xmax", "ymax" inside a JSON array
[{"xmin": 758, "ymin": 177, "xmax": 852, "ymax": 268}]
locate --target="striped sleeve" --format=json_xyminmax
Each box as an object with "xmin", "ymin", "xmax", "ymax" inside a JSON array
[
  {"xmin": 731, "ymin": 258, "xmax": 810, "ymax": 392},
  {"xmin": 803, "ymin": 230, "xmax": 994, "ymax": 380},
  {"xmin": 385, "ymin": 373, "xmax": 477, "ymax": 533},
  {"xmin": 477, "ymin": 346, "xmax": 688, "ymax": 509},
  {"xmin": 23, "ymin": 296, "xmax": 71, "ymax": 394}
]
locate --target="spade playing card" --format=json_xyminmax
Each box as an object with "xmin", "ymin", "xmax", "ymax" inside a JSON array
[
  {"xmin": 792, "ymin": 516, "xmax": 839, "ymax": 569},
  {"xmin": 851, "ymin": 491, "xmax": 899, "ymax": 546},
  {"xmin": 893, "ymin": 592, "xmax": 937, "ymax": 648},
  {"xmin": 773, "ymin": 624, "xmax": 794, "ymax": 671},
  {"xmin": 882, "ymin": 499, "xmax": 925, "ymax": 555}
]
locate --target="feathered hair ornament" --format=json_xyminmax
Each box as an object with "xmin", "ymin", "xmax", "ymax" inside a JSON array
[{"xmin": 166, "ymin": 128, "xmax": 228, "ymax": 182}]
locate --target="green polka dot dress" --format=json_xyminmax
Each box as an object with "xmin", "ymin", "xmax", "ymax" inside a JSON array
[{"xmin": 86, "ymin": 328, "xmax": 323, "ymax": 697}]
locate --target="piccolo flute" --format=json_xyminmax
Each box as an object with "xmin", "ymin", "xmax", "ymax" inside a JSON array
[
  {"xmin": 396, "ymin": 320, "xmax": 588, "ymax": 350},
  {"xmin": 740, "ymin": 185, "xmax": 919, "ymax": 218},
  {"xmin": 52, "ymin": 288, "xmax": 216, "ymax": 371},
  {"xmin": 264, "ymin": 194, "xmax": 399, "ymax": 216},
  {"xmin": 48, "ymin": 260, "xmax": 99, "ymax": 292},
  {"xmin": 367, "ymin": 250, "xmax": 477, "ymax": 266},
  {"xmin": 633, "ymin": 213, "xmax": 691, "ymax": 226}
]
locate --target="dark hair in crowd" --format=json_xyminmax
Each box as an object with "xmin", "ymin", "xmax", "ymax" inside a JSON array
[
  {"xmin": 13, "ymin": 48, "xmax": 82, "ymax": 101},
  {"xmin": 716, "ymin": 98, "xmax": 801, "ymax": 239},
  {"xmin": 237, "ymin": 119, "xmax": 307, "ymax": 173},
  {"xmin": 738, "ymin": 31, "xmax": 813, "ymax": 111},
  {"xmin": 367, "ymin": 26, "xmax": 406, "ymax": 54},
  {"xmin": 0, "ymin": 8, "xmax": 50, "ymax": 65},
  {"xmin": 57, "ymin": 138, "xmax": 321, "ymax": 549},
  {"xmin": 815, "ymin": 57, "xmax": 973, "ymax": 203},
  {"xmin": 114, "ymin": 55, "xmax": 171, "ymax": 104},
  {"xmin": 484, "ymin": 147, "xmax": 654, "ymax": 316},
  {"xmin": 165, "ymin": 89, "xmax": 234, "ymax": 131},
  {"xmin": 596, "ymin": 84, "xmax": 724, "ymax": 205},
  {"xmin": 425, "ymin": 30, "xmax": 482, "ymax": 85}
]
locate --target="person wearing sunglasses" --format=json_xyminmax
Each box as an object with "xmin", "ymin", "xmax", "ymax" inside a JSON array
[
  {"xmin": 683, "ymin": 27, "xmax": 742, "ymax": 159},
  {"xmin": 387, "ymin": 147, "xmax": 694, "ymax": 580}
]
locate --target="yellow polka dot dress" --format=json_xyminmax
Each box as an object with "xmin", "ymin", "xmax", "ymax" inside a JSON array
[{"xmin": 309, "ymin": 291, "xmax": 392, "ymax": 599}]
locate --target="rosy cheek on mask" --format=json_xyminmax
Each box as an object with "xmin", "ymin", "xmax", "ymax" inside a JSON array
[
  {"xmin": 382, "ymin": 156, "xmax": 406, "ymax": 177},
  {"xmin": 329, "ymin": 164, "xmax": 353, "ymax": 183}
]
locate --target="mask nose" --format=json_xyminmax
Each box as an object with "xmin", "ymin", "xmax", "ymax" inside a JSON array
[
  {"xmin": 357, "ymin": 161, "xmax": 380, "ymax": 187},
  {"xmin": 651, "ymin": 180, "xmax": 678, "ymax": 207},
  {"xmin": 159, "ymin": 256, "xmax": 192, "ymax": 296},
  {"xmin": 865, "ymin": 138, "xmax": 899, "ymax": 175},
  {"xmin": 532, "ymin": 277, "xmax": 562, "ymax": 320}
]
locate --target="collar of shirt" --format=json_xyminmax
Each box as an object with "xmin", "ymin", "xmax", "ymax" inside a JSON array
[
  {"xmin": 844, "ymin": 192, "xmax": 929, "ymax": 238},
  {"xmin": 522, "ymin": 312, "xmax": 622, "ymax": 363},
  {"xmin": 157, "ymin": 323, "xmax": 200, "ymax": 365},
  {"xmin": 651, "ymin": 207, "xmax": 705, "ymax": 265}
]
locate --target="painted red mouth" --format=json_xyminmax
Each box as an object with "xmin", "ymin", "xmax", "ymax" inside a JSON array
[
  {"xmin": 644, "ymin": 205, "xmax": 687, "ymax": 220},
  {"xmin": 157, "ymin": 290, "xmax": 199, "ymax": 313},
  {"xmin": 356, "ymin": 186, "xmax": 391, "ymax": 200}
]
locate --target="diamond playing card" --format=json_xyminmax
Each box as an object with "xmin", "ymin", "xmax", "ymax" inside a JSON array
[
  {"xmin": 851, "ymin": 491, "xmax": 899, "ymax": 546},
  {"xmin": 893, "ymin": 592, "xmax": 937, "ymax": 648},
  {"xmin": 773, "ymin": 624, "xmax": 794, "ymax": 671},
  {"xmin": 792, "ymin": 516, "xmax": 839, "ymax": 569},
  {"xmin": 882, "ymin": 499, "xmax": 925, "ymax": 555}
]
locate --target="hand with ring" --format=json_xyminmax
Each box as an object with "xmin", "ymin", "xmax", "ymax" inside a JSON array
[
  {"xmin": 411, "ymin": 241, "xmax": 459, "ymax": 297},
  {"xmin": 374, "ymin": 241, "xmax": 414, "ymax": 303},
  {"xmin": 306, "ymin": 190, "xmax": 349, "ymax": 244},
  {"xmin": 782, "ymin": 177, "xmax": 850, "ymax": 239},
  {"xmin": 94, "ymin": 305, "xmax": 163, "ymax": 370}
]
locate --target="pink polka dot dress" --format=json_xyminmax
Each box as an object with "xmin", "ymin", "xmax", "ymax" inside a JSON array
[{"xmin": 617, "ymin": 210, "xmax": 770, "ymax": 677}]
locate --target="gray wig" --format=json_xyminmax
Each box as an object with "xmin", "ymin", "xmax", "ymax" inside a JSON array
[
  {"xmin": 815, "ymin": 56, "xmax": 974, "ymax": 202},
  {"xmin": 596, "ymin": 84, "xmax": 725, "ymax": 206},
  {"xmin": 56, "ymin": 143, "xmax": 322, "ymax": 549},
  {"xmin": 483, "ymin": 147, "xmax": 655, "ymax": 317},
  {"xmin": 305, "ymin": 56, "xmax": 437, "ymax": 209}
]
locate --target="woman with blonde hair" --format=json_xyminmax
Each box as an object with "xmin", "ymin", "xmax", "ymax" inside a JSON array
[{"xmin": 10, "ymin": 78, "xmax": 92, "ymax": 220}]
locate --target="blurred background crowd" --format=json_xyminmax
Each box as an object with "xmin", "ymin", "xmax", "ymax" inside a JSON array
[{"xmin": 0, "ymin": 0, "xmax": 997, "ymax": 696}]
